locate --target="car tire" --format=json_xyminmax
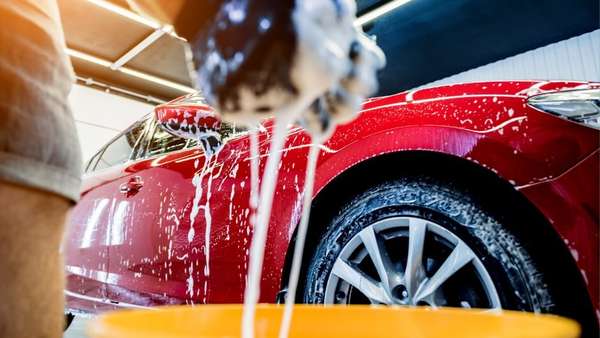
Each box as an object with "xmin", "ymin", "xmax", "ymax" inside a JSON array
[{"xmin": 303, "ymin": 176, "xmax": 555, "ymax": 312}]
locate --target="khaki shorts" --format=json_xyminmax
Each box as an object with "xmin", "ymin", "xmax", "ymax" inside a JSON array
[{"xmin": 0, "ymin": 0, "xmax": 82, "ymax": 202}]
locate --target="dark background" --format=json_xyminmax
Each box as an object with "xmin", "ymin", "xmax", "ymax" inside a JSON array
[{"xmin": 358, "ymin": 0, "xmax": 600, "ymax": 95}]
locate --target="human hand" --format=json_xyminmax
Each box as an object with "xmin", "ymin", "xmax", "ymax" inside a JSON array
[
  {"xmin": 299, "ymin": 30, "xmax": 385, "ymax": 140},
  {"xmin": 190, "ymin": 0, "xmax": 385, "ymax": 131}
]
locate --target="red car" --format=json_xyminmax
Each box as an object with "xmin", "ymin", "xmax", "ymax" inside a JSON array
[{"xmin": 64, "ymin": 80, "xmax": 599, "ymax": 332}]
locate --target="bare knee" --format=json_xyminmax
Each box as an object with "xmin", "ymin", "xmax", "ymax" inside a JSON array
[{"xmin": 0, "ymin": 181, "xmax": 71, "ymax": 338}]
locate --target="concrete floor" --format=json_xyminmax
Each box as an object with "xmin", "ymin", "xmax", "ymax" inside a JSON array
[{"xmin": 64, "ymin": 317, "xmax": 90, "ymax": 338}]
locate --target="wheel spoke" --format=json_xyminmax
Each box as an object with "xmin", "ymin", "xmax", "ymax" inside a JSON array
[
  {"xmin": 325, "ymin": 216, "xmax": 499, "ymax": 309},
  {"xmin": 332, "ymin": 258, "xmax": 389, "ymax": 304},
  {"xmin": 405, "ymin": 218, "xmax": 427, "ymax": 298},
  {"xmin": 359, "ymin": 226, "xmax": 394, "ymax": 287},
  {"xmin": 414, "ymin": 242, "xmax": 475, "ymax": 302}
]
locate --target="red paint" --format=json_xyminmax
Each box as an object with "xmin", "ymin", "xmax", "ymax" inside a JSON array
[
  {"xmin": 154, "ymin": 97, "xmax": 221, "ymax": 142},
  {"xmin": 520, "ymin": 150, "xmax": 599, "ymax": 308},
  {"xmin": 155, "ymin": 105, "xmax": 220, "ymax": 131},
  {"xmin": 65, "ymin": 80, "xmax": 599, "ymax": 314}
]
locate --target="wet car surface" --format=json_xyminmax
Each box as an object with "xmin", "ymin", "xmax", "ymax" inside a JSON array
[{"xmin": 64, "ymin": 80, "xmax": 599, "ymax": 330}]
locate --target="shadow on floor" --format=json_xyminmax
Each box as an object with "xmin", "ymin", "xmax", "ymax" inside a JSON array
[{"xmin": 64, "ymin": 316, "xmax": 90, "ymax": 338}]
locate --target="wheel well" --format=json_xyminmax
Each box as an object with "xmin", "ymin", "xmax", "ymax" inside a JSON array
[{"xmin": 280, "ymin": 151, "xmax": 596, "ymax": 329}]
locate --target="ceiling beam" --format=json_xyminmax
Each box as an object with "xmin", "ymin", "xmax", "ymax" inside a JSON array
[
  {"xmin": 85, "ymin": 0, "xmax": 160, "ymax": 29},
  {"xmin": 111, "ymin": 27, "xmax": 171, "ymax": 70},
  {"xmin": 75, "ymin": 75, "xmax": 166, "ymax": 104},
  {"xmin": 67, "ymin": 48, "xmax": 195, "ymax": 94},
  {"xmin": 84, "ymin": 0, "xmax": 183, "ymax": 39}
]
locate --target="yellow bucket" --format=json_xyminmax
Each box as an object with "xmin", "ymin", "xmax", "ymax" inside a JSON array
[{"xmin": 88, "ymin": 305, "xmax": 579, "ymax": 338}]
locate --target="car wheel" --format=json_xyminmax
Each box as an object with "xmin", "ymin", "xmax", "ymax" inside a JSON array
[{"xmin": 304, "ymin": 177, "xmax": 554, "ymax": 312}]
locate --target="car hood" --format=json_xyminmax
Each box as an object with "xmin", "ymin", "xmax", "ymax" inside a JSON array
[{"xmin": 363, "ymin": 80, "xmax": 597, "ymax": 110}]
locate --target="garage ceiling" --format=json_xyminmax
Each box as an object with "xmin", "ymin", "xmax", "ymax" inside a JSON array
[
  {"xmin": 58, "ymin": 0, "xmax": 193, "ymax": 103},
  {"xmin": 59, "ymin": 0, "xmax": 599, "ymax": 102}
]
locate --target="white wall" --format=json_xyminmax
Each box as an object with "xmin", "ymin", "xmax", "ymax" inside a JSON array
[
  {"xmin": 69, "ymin": 84, "xmax": 154, "ymax": 161},
  {"xmin": 422, "ymin": 29, "xmax": 600, "ymax": 88}
]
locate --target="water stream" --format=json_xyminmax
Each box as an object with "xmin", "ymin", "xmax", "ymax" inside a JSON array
[
  {"xmin": 249, "ymin": 126, "xmax": 260, "ymax": 212},
  {"xmin": 278, "ymin": 142, "xmax": 320, "ymax": 338},
  {"xmin": 242, "ymin": 115, "xmax": 293, "ymax": 338},
  {"xmin": 187, "ymin": 149, "xmax": 221, "ymax": 302},
  {"xmin": 202, "ymin": 155, "xmax": 217, "ymax": 303}
]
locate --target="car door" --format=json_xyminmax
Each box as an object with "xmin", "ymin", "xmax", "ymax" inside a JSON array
[
  {"xmin": 102, "ymin": 119, "xmax": 194, "ymax": 306},
  {"xmin": 64, "ymin": 117, "xmax": 150, "ymax": 312},
  {"xmin": 104, "ymin": 117, "xmax": 258, "ymax": 306}
]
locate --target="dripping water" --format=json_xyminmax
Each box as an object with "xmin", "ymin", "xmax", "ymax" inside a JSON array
[
  {"xmin": 278, "ymin": 141, "xmax": 320, "ymax": 338},
  {"xmin": 242, "ymin": 114, "xmax": 293, "ymax": 338},
  {"xmin": 203, "ymin": 154, "xmax": 218, "ymax": 303},
  {"xmin": 187, "ymin": 147, "xmax": 221, "ymax": 303},
  {"xmin": 249, "ymin": 126, "xmax": 260, "ymax": 211}
]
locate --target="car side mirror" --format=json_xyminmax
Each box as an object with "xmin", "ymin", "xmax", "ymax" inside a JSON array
[{"xmin": 155, "ymin": 99, "xmax": 224, "ymax": 156}]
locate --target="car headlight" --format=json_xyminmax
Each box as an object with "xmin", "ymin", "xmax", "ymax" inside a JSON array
[{"xmin": 527, "ymin": 88, "xmax": 600, "ymax": 129}]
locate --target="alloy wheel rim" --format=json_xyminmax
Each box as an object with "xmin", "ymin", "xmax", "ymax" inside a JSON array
[{"xmin": 324, "ymin": 216, "xmax": 501, "ymax": 309}]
